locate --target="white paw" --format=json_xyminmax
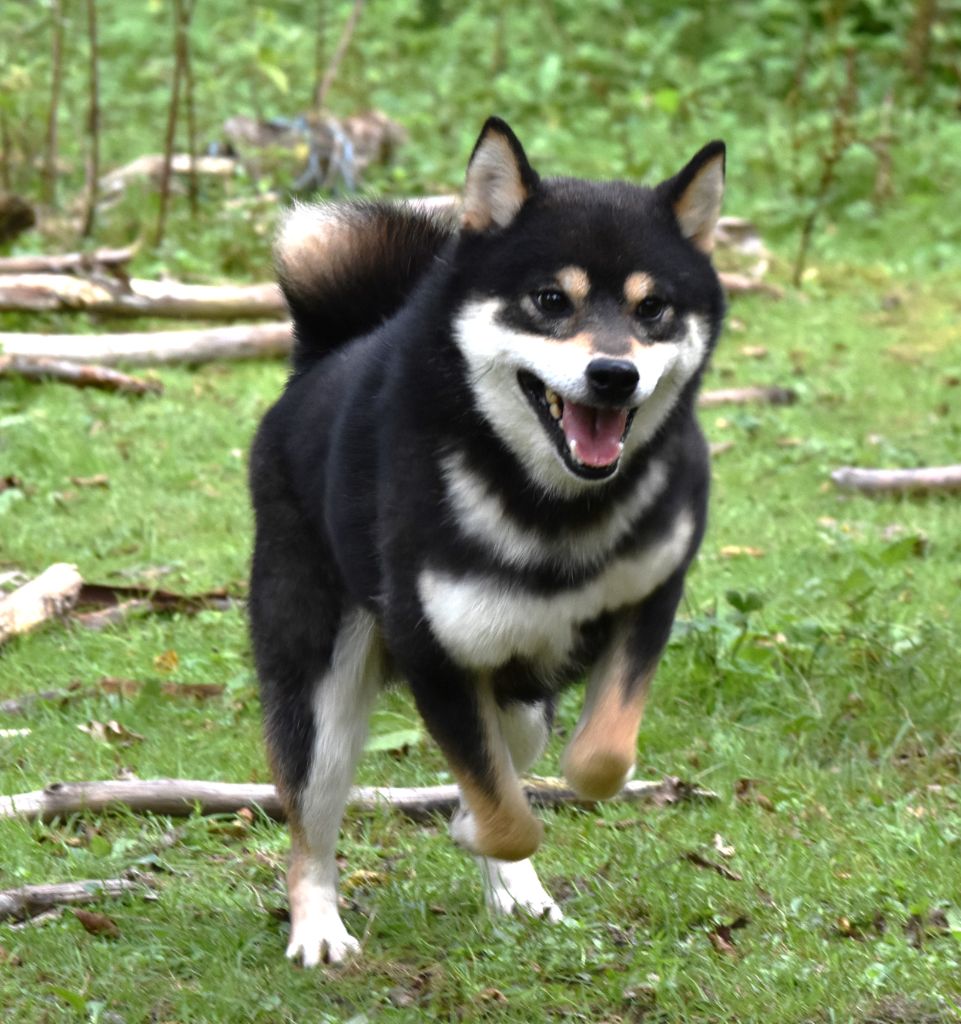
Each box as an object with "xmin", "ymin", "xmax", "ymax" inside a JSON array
[
  {"xmin": 285, "ymin": 914, "xmax": 360, "ymax": 967},
  {"xmin": 476, "ymin": 856, "xmax": 564, "ymax": 923}
]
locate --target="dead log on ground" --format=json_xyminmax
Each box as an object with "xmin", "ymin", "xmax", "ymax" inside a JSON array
[
  {"xmin": 699, "ymin": 386, "xmax": 797, "ymax": 408},
  {"xmin": 99, "ymin": 153, "xmax": 235, "ymax": 197},
  {"xmin": 0, "ymin": 679, "xmax": 224, "ymax": 717},
  {"xmin": 717, "ymin": 271, "xmax": 783, "ymax": 298},
  {"xmin": 0, "ymin": 878, "xmax": 154, "ymax": 923},
  {"xmin": 831, "ymin": 465, "xmax": 961, "ymax": 495},
  {"xmin": 0, "ymin": 274, "xmax": 284, "ymax": 318},
  {"xmin": 0, "ymin": 564, "xmax": 83, "ymax": 646},
  {"xmin": 0, "ymin": 776, "xmax": 716, "ymax": 824},
  {"xmin": 0, "ymin": 355, "xmax": 161, "ymax": 395},
  {"xmin": 0, "ymin": 244, "xmax": 135, "ymax": 275},
  {"xmin": 0, "ymin": 322, "xmax": 292, "ymax": 366}
]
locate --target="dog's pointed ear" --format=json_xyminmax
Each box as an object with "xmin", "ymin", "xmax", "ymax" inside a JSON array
[
  {"xmin": 462, "ymin": 117, "xmax": 540, "ymax": 233},
  {"xmin": 659, "ymin": 141, "xmax": 725, "ymax": 254}
]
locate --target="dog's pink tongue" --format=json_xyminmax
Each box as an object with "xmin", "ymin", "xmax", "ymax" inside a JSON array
[{"xmin": 560, "ymin": 401, "xmax": 628, "ymax": 467}]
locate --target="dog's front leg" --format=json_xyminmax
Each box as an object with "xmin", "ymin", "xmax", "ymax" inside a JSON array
[
  {"xmin": 470, "ymin": 699, "xmax": 563, "ymax": 921},
  {"xmin": 562, "ymin": 573, "xmax": 685, "ymax": 800},
  {"xmin": 408, "ymin": 668, "xmax": 543, "ymax": 862}
]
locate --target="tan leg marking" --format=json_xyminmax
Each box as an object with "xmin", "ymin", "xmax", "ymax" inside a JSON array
[
  {"xmin": 624, "ymin": 271, "xmax": 655, "ymax": 306},
  {"xmin": 448, "ymin": 681, "xmax": 543, "ymax": 862},
  {"xmin": 562, "ymin": 637, "xmax": 653, "ymax": 800}
]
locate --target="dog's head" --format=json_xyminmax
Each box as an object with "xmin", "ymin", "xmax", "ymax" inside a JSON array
[{"xmin": 450, "ymin": 117, "xmax": 726, "ymax": 496}]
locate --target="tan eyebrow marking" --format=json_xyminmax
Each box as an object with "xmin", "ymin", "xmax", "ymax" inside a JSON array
[
  {"xmin": 556, "ymin": 265, "xmax": 591, "ymax": 304},
  {"xmin": 624, "ymin": 272, "xmax": 655, "ymax": 305}
]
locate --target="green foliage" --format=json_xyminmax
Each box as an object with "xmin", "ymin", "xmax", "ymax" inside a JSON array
[{"xmin": 2, "ymin": 0, "xmax": 960, "ymax": 273}]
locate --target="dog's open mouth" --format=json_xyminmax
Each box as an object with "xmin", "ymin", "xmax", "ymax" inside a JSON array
[{"xmin": 518, "ymin": 370, "xmax": 636, "ymax": 480}]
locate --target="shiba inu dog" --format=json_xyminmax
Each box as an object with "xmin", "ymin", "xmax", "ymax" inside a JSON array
[{"xmin": 249, "ymin": 117, "xmax": 725, "ymax": 965}]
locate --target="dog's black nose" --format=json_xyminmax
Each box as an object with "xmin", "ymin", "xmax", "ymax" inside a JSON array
[{"xmin": 586, "ymin": 358, "xmax": 639, "ymax": 403}]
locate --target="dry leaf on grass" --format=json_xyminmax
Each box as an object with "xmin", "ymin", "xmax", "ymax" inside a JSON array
[
  {"xmin": 735, "ymin": 778, "xmax": 776, "ymax": 812},
  {"xmin": 77, "ymin": 720, "xmax": 144, "ymax": 746},
  {"xmin": 707, "ymin": 915, "xmax": 749, "ymax": 956},
  {"xmin": 73, "ymin": 908, "xmax": 120, "ymax": 938},
  {"xmin": 682, "ymin": 851, "xmax": 742, "ymax": 882},
  {"xmin": 713, "ymin": 833, "xmax": 735, "ymax": 858},
  {"xmin": 720, "ymin": 545, "xmax": 765, "ymax": 559},
  {"xmin": 153, "ymin": 649, "xmax": 179, "ymax": 673},
  {"xmin": 342, "ymin": 870, "xmax": 388, "ymax": 894}
]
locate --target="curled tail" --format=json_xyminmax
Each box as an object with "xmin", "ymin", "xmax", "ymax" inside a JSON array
[{"xmin": 274, "ymin": 200, "xmax": 457, "ymax": 374}]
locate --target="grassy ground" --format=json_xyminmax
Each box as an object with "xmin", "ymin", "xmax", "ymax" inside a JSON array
[
  {"xmin": 2, "ymin": 4, "xmax": 961, "ymax": 1013},
  {"xmin": 2, "ymin": 235, "xmax": 960, "ymax": 1022}
]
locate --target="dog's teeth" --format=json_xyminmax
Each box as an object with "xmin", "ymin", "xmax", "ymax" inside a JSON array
[
  {"xmin": 569, "ymin": 439, "xmax": 581, "ymax": 462},
  {"xmin": 549, "ymin": 402, "xmax": 561, "ymax": 420},
  {"xmin": 617, "ymin": 441, "xmax": 624, "ymax": 454},
  {"xmin": 545, "ymin": 387, "xmax": 559, "ymax": 405}
]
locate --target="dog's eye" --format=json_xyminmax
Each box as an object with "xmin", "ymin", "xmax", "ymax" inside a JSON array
[
  {"xmin": 532, "ymin": 288, "xmax": 573, "ymax": 317},
  {"xmin": 636, "ymin": 296, "xmax": 667, "ymax": 322}
]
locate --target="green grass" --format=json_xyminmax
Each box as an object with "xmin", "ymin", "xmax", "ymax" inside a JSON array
[
  {"xmin": 2, "ymin": 251, "xmax": 961, "ymax": 1022},
  {"xmin": 3, "ymin": 2, "xmax": 961, "ymax": 1015}
]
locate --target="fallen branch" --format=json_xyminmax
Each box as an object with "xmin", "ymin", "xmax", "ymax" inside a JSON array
[
  {"xmin": 0, "ymin": 274, "xmax": 284, "ymax": 318},
  {"xmin": 0, "ymin": 776, "xmax": 716, "ymax": 824},
  {"xmin": 0, "ymin": 877, "xmax": 153, "ymax": 923},
  {"xmin": 717, "ymin": 272, "xmax": 783, "ymax": 298},
  {"xmin": 100, "ymin": 153, "xmax": 235, "ymax": 196},
  {"xmin": 831, "ymin": 465, "xmax": 961, "ymax": 495},
  {"xmin": 0, "ymin": 355, "xmax": 161, "ymax": 395},
  {"xmin": 0, "ymin": 564, "xmax": 83, "ymax": 646},
  {"xmin": 699, "ymin": 386, "xmax": 797, "ymax": 408},
  {"xmin": 72, "ymin": 581, "xmax": 238, "ymax": 631},
  {"xmin": 0, "ymin": 322, "xmax": 291, "ymax": 366},
  {"xmin": 0, "ymin": 678, "xmax": 224, "ymax": 716},
  {"xmin": 0, "ymin": 245, "xmax": 135, "ymax": 275}
]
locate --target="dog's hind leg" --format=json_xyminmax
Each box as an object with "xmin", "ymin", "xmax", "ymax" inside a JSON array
[
  {"xmin": 471, "ymin": 699, "xmax": 563, "ymax": 922},
  {"xmin": 257, "ymin": 601, "xmax": 383, "ymax": 968},
  {"xmin": 284, "ymin": 609, "xmax": 383, "ymax": 966}
]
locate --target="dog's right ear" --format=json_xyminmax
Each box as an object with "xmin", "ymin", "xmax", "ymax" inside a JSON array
[{"xmin": 462, "ymin": 117, "xmax": 540, "ymax": 233}]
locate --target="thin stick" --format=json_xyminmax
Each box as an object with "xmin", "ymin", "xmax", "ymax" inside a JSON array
[
  {"xmin": 0, "ymin": 355, "xmax": 161, "ymax": 395},
  {"xmin": 80, "ymin": 0, "xmax": 100, "ymax": 238},
  {"xmin": 155, "ymin": 0, "xmax": 186, "ymax": 247},
  {"xmin": 0, "ymin": 878, "xmax": 154, "ymax": 923},
  {"xmin": 831, "ymin": 465, "xmax": 961, "ymax": 495},
  {"xmin": 42, "ymin": 0, "xmax": 66, "ymax": 208},
  {"xmin": 314, "ymin": 0, "xmax": 365, "ymax": 112},
  {"xmin": 792, "ymin": 48, "xmax": 858, "ymax": 286},
  {"xmin": 180, "ymin": 0, "xmax": 199, "ymax": 216},
  {"xmin": 0, "ymin": 776, "xmax": 716, "ymax": 824},
  {"xmin": 699, "ymin": 386, "xmax": 797, "ymax": 408},
  {"xmin": 0, "ymin": 679, "xmax": 225, "ymax": 717}
]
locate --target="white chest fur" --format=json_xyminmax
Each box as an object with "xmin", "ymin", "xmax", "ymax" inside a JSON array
[{"xmin": 417, "ymin": 509, "xmax": 694, "ymax": 669}]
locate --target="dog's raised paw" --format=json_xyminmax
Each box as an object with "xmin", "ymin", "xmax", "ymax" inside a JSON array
[{"xmin": 286, "ymin": 917, "xmax": 360, "ymax": 967}]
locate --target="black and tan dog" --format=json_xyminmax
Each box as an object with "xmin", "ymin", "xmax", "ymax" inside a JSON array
[{"xmin": 249, "ymin": 118, "xmax": 725, "ymax": 965}]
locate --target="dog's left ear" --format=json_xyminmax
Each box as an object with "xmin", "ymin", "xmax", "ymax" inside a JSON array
[
  {"xmin": 659, "ymin": 141, "xmax": 726, "ymax": 254},
  {"xmin": 462, "ymin": 117, "xmax": 540, "ymax": 233}
]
